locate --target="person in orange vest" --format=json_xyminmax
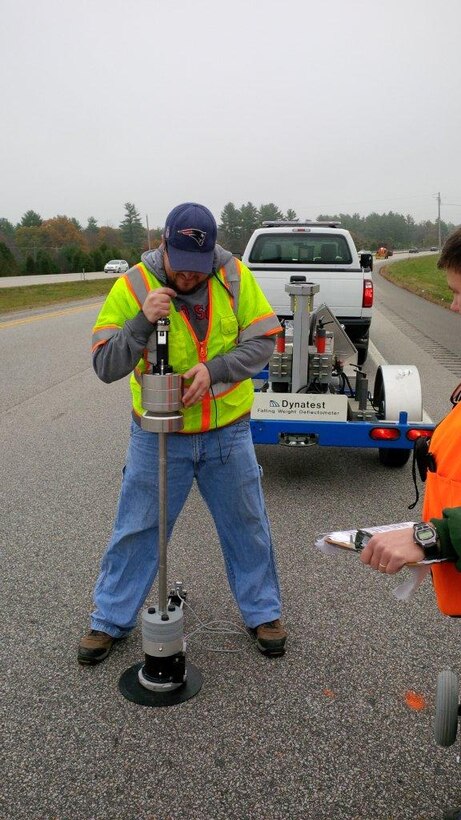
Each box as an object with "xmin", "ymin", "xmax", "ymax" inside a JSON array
[
  {"xmin": 78, "ymin": 203, "xmax": 287, "ymax": 664},
  {"xmin": 360, "ymin": 226, "xmax": 461, "ymax": 617}
]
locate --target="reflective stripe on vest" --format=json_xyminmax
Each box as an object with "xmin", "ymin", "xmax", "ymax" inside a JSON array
[
  {"xmin": 221, "ymin": 256, "xmax": 241, "ymax": 315},
  {"xmin": 126, "ymin": 264, "xmax": 153, "ymax": 308},
  {"xmin": 422, "ymin": 401, "xmax": 461, "ymax": 615},
  {"xmin": 90, "ymin": 265, "xmax": 151, "ymax": 352},
  {"xmin": 239, "ymin": 312, "xmax": 283, "ymax": 342},
  {"xmin": 92, "ymin": 324, "xmax": 121, "ymax": 351}
]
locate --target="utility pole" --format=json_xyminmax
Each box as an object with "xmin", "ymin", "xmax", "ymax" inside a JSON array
[
  {"xmin": 437, "ymin": 192, "xmax": 442, "ymax": 251},
  {"xmin": 146, "ymin": 214, "xmax": 151, "ymax": 250}
]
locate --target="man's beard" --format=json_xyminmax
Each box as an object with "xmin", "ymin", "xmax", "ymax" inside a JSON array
[{"xmin": 167, "ymin": 275, "xmax": 208, "ymax": 295}]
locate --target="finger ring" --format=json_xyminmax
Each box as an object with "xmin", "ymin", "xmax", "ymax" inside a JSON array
[{"xmin": 379, "ymin": 563, "xmax": 387, "ymax": 569}]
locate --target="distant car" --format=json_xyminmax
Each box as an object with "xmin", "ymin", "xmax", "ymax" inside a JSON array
[
  {"xmin": 408, "ymin": 248, "xmax": 419, "ymax": 254},
  {"xmin": 104, "ymin": 259, "xmax": 129, "ymax": 274},
  {"xmin": 430, "ymin": 246, "xmax": 438, "ymax": 252}
]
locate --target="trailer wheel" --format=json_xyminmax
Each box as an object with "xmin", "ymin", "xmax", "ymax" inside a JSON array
[
  {"xmin": 373, "ymin": 365, "xmax": 423, "ymax": 468},
  {"xmin": 374, "ymin": 379, "xmax": 410, "ymax": 467},
  {"xmin": 378, "ymin": 448, "xmax": 411, "ymax": 468},
  {"xmin": 435, "ymin": 670, "xmax": 459, "ymax": 747},
  {"xmin": 373, "ymin": 365, "xmax": 423, "ymax": 422}
]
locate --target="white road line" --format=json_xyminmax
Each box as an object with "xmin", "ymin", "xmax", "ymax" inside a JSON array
[{"xmin": 0, "ymin": 302, "xmax": 101, "ymax": 329}]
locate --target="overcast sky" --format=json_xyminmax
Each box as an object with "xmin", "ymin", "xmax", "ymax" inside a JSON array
[{"xmin": 1, "ymin": 0, "xmax": 461, "ymax": 230}]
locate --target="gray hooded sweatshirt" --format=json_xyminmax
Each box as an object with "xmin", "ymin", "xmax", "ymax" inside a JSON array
[{"xmin": 93, "ymin": 244, "xmax": 275, "ymax": 387}]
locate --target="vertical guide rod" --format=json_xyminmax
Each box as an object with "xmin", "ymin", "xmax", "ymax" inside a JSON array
[
  {"xmin": 158, "ymin": 431, "xmax": 168, "ymax": 615},
  {"xmin": 285, "ymin": 282, "xmax": 319, "ymax": 393}
]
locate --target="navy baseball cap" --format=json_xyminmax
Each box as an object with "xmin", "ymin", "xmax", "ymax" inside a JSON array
[{"xmin": 164, "ymin": 202, "xmax": 217, "ymax": 274}]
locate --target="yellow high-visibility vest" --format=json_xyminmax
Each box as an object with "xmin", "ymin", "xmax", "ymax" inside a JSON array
[{"xmin": 92, "ymin": 256, "xmax": 281, "ymax": 433}]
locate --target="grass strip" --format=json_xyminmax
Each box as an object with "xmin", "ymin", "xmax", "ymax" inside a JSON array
[
  {"xmin": 0, "ymin": 278, "xmax": 116, "ymax": 314},
  {"xmin": 380, "ymin": 255, "xmax": 452, "ymax": 307}
]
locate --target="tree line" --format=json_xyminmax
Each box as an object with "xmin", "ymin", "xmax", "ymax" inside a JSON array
[
  {"xmin": 0, "ymin": 202, "xmax": 456, "ymax": 276},
  {"xmin": 218, "ymin": 203, "xmax": 456, "ymax": 255},
  {"xmin": 0, "ymin": 203, "xmax": 152, "ymax": 277}
]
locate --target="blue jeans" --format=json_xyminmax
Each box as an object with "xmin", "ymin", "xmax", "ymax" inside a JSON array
[{"xmin": 91, "ymin": 419, "xmax": 282, "ymax": 636}]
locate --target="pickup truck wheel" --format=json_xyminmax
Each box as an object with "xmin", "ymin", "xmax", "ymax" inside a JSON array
[{"xmin": 378, "ymin": 447, "xmax": 411, "ymax": 468}]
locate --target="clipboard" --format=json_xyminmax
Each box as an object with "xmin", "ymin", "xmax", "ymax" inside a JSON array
[{"xmin": 324, "ymin": 521, "xmax": 416, "ymax": 552}]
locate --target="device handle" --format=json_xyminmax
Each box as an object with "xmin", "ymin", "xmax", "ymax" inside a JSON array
[{"xmin": 153, "ymin": 318, "xmax": 173, "ymax": 374}]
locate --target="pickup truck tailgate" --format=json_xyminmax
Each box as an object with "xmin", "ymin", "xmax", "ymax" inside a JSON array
[{"xmin": 248, "ymin": 265, "xmax": 367, "ymax": 318}]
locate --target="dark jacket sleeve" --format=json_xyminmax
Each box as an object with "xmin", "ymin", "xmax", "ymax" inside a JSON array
[
  {"xmin": 205, "ymin": 336, "xmax": 275, "ymax": 384},
  {"xmin": 431, "ymin": 508, "xmax": 461, "ymax": 570},
  {"xmin": 93, "ymin": 312, "xmax": 155, "ymax": 383}
]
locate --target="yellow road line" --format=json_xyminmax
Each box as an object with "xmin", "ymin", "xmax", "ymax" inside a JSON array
[{"xmin": 0, "ymin": 302, "xmax": 102, "ymax": 329}]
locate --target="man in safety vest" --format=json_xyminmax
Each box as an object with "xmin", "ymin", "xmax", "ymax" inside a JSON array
[
  {"xmin": 360, "ymin": 226, "xmax": 461, "ymax": 616},
  {"xmin": 78, "ymin": 202, "xmax": 287, "ymax": 664}
]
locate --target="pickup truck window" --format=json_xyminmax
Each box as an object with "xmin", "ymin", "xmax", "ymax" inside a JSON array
[{"xmin": 249, "ymin": 234, "xmax": 353, "ymax": 265}]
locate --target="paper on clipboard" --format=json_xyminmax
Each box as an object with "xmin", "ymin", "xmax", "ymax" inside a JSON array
[{"xmin": 324, "ymin": 521, "xmax": 416, "ymax": 551}]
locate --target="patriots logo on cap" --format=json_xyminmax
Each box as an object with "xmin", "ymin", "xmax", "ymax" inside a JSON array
[{"xmin": 177, "ymin": 228, "xmax": 207, "ymax": 246}]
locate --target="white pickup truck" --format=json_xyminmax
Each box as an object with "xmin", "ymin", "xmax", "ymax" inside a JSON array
[{"xmin": 241, "ymin": 220, "xmax": 373, "ymax": 364}]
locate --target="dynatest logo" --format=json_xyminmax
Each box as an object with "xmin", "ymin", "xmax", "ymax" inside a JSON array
[{"xmin": 251, "ymin": 391, "xmax": 348, "ymax": 421}]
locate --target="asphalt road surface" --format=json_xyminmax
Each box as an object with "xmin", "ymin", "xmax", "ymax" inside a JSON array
[{"xmin": 2, "ymin": 271, "xmax": 461, "ymax": 820}]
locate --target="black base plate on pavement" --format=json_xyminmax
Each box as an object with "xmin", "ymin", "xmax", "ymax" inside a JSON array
[{"xmin": 118, "ymin": 662, "xmax": 203, "ymax": 707}]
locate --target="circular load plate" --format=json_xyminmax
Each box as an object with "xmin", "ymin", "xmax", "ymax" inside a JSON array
[{"xmin": 119, "ymin": 662, "xmax": 203, "ymax": 707}]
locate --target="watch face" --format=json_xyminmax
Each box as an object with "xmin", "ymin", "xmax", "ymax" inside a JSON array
[
  {"xmin": 414, "ymin": 523, "xmax": 437, "ymax": 547},
  {"xmin": 418, "ymin": 527, "xmax": 435, "ymax": 542}
]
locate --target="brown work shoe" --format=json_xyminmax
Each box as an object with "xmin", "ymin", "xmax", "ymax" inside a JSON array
[
  {"xmin": 78, "ymin": 629, "xmax": 116, "ymax": 665},
  {"xmin": 251, "ymin": 619, "xmax": 287, "ymax": 657}
]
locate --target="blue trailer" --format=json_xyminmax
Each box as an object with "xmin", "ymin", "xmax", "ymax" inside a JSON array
[{"xmin": 250, "ymin": 282, "xmax": 434, "ymax": 466}]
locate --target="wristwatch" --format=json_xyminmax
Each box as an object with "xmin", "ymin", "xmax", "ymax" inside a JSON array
[{"xmin": 413, "ymin": 522, "xmax": 440, "ymax": 560}]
